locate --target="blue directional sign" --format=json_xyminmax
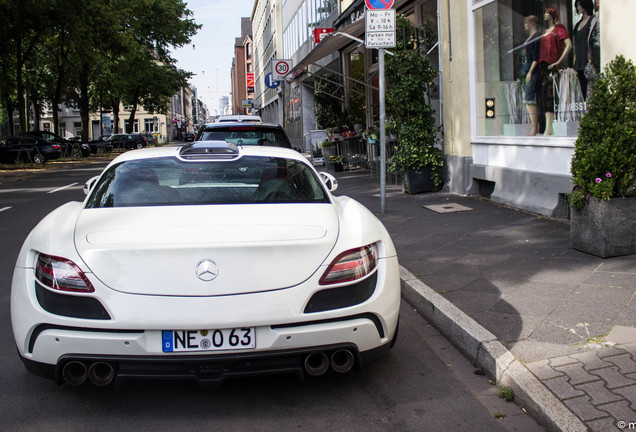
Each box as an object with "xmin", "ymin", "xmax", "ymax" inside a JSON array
[
  {"xmin": 265, "ymin": 72, "xmax": 281, "ymax": 89},
  {"xmin": 365, "ymin": 0, "xmax": 394, "ymax": 10}
]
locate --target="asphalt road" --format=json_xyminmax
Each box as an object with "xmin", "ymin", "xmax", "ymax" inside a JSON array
[{"xmin": 0, "ymin": 164, "xmax": 542, "ymax": 431}]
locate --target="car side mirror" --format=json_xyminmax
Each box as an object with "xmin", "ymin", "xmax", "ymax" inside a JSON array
[
  {"xmin": 293, "ymin": 147, "xmax": 302, "ymax": 153},
  {"xmin": 318, "ymin": 172, "xmax": 338, "ymax": 192},
  {"xmin": 83, "ymin": 176, "xmax": 99, "ymax": 195}
]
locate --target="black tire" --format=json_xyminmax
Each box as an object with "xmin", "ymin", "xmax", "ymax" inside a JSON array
[{"xmin": 33, "ymin": 153, "xmax": 46, "ymax": 164}]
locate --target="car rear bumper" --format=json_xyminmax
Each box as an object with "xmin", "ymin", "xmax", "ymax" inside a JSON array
[{"xmin": 20, "ymin": 339, "xmax": 392, "ymax": 387}]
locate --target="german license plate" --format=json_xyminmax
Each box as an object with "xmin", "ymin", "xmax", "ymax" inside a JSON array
[{"xmin": 162, "ymin": 328, "xmax": 255, "ymax": 352}]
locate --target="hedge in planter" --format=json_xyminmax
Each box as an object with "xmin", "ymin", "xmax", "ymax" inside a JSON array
[
  {"xmin": 386, "ymin": 16, "xmax": 443, "ymax": 193},
  {"xmin": 569, "ymin": 55, "xmax": 636, "ymax": 257}
]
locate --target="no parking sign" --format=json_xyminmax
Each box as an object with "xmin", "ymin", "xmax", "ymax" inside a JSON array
[{"xmin": 365, "ymin": 0, "xmax": 394, "ymax": 10}]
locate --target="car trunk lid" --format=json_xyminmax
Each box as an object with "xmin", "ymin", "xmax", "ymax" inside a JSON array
[{"xmin": 74, "ymin": 204, "xmax": 338, "ymax": 296}]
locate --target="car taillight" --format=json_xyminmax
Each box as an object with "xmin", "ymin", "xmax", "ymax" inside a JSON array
[
  {"xmin": 319, "ymin": 243, "xmax": 378, "ymax": 285},
  {"xmin": 52, "ymin": 144, "xmax": 61, "ymax": 150},
  {"xmin": 35, "ymin": 253, "xmax": 94, "ymax": 292}
]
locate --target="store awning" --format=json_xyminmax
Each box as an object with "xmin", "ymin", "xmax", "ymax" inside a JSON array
[{"xmin": 292, "ymin": 18, "xmax": 366, "ymax": 73}]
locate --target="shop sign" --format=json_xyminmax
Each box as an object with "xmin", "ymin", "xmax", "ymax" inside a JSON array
[{"xmin": 314, "ymin": 28, "xmax": 334, "ymax": 43}]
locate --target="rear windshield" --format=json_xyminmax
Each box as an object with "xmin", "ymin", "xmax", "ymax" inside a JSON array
[
  {"xmin": 197, "ymin": 126, "xmax": 291, "ymax": 148},
  {"xmin": 85, "ymin": 156, "xmax": 330, "ymax": 208}
]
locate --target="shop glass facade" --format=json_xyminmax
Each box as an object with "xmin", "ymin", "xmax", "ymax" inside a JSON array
[{"xmin": 472, "ymin": 0, "xmax": 600, "ymax": 137}]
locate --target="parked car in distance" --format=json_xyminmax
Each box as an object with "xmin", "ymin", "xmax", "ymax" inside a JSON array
[
  {"xmin": 195, "ymin": 122, "xmax": 294, "ymax": 149},
  {"xmin": 23, "ymin": 131, "xmax": 90, "ymax": 157},
  {"xmin": 216, "ymin": 114, "xmax": 262, "ymax": 123},
  {"xmin": 0, "ymin": 135, "xmax": 62, "ymax": 164},
  {"xmin": 85, "ymin": 137, "xmax": 114, "ymax": 154},
  {"xmin": 184, "ymin": 132, "xmax": 195, "ymax": 142},
  {"xmin": 11, "ymin": 141, "xmax": 400, "ymax": 387},
  {"xmin": 106, "ymin": 133, "xmax": 147, "ymax": 150}
]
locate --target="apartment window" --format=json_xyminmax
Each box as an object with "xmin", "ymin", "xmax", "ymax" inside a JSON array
[
  {"xmin": 144, "ymin": 119, "xmax": 157, "ymax": 133},
  {"xmin": 472, "ymin": 0, "xmax": 599, "ymax": 138},
  {"xmin": 43, "ymin": 123, "xmax": 51, "ymax": 132},
  {"xmin": 124, "ymin": 119, "xmax": 139, "ymax": 133},
  {"xmin": 74, "ymin": 122, "xmax": 82, "ymax": 136}
]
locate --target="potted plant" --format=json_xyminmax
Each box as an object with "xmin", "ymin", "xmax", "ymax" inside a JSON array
[
  {"xmin": 386, "ymin": 15, "xmax": 444, "ymax": 194},
  {"xmin": 568, "ymin": 55, "xmax": 636, "ymax": 258},
  {"xmin": 320, "ymin": 140, "xmax": 337, "ymax": 168},
  {"xmin": 329, "ymin": 154, "xmax": 346, "ymax": 172}
]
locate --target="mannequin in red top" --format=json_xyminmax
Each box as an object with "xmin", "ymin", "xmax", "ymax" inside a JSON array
[{"xmin": 538, "ymin": 6, "xmax": 572, "ymax": 135}]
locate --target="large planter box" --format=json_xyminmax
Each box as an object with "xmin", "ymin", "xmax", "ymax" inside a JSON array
[
  {"xmin": 570, "ymin": 196, "xmax": 636, "ymax": 258},
  {"xmin": 322, "ymin": 146, "xmax": 336, "ymax": 169},
  {"xmin": 403, "ymin": 167, "xmax": 436, "ymax": 194}
]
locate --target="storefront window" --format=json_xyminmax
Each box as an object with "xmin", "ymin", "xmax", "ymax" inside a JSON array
[{"xmin": 473, "ymin": 0, "xmax": 600, "ymax": 137}]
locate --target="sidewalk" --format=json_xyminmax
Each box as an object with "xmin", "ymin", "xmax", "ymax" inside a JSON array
[{"xmin": 334, "ymin": 169, "xmax": 636, "ymax": 432}]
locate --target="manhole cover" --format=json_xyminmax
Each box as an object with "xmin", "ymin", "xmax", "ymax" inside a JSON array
[{"xmin": 424, "ymin": 203, "xmax": 474, "ymax": 213}]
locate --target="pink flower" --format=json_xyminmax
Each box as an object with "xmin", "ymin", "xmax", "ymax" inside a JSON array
[
  {"xmin": 606, "ymin": 172, "xmax": 612, "ymax": 178},
  {"xmin": 595, "ymin": 178, "xmax": 602, "ymax": 183}
]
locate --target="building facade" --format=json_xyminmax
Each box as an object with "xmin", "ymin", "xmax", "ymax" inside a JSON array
[
  {"xmin": 442, "ymin": 0, "xmax": 634, "ymax": 217},
  {"xmin": 239, "ymin": 0, "xmax": 634, "ymax": 217},
  {"xmin": 35, "ymin": 85, "xmax": 205, "ymax": 144},
  {"xmin": 231, "ymin": 18, "xmax": 255, "ymax": 115},
  {"xmin": 252, "ymin": 0, "xmax": 285, "ymax": 124}
]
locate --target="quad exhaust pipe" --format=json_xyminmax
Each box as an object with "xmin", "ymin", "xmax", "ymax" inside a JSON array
[
  {"xmin": 304, "ymin": 349, "xmax": 355, "ymax": 376},
  {"xmin": 88, "ymin": 362, "xmax": 115, "ymax": 386},
  {"xmin": 330, "ymin": 349, "xmax": 355, "ymax": 373},
  {"xmin": 62, "ymin": 361, "xmax": 115, "ymax": 386},
  {"xmin": 62, "ymin": 361, "xmax": 88, "ymax": 385},
  {"xmin": 304, "ymin": 352, "xmax": 330, "ymax": 376}
]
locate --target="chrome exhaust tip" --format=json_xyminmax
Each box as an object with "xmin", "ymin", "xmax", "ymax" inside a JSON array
[
  {"xmin": 62, "ymin": 361, "xmax": 88, "ymax": 385},
  {"xmin": 304, "ymin": 352, "xmax": 330, "ymax": 376},
  {"xmin": 88, "ymin": 362, "xmax": 115, "ymax": 386},
  {"xmin": 330, "ymin": 349, "xmax": 355, "ymax": 373}
]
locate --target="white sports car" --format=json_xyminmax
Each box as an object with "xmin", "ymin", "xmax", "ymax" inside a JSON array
[{"xmin": 11, "ymin": 142, "xmax": 400, "ymax": 387}]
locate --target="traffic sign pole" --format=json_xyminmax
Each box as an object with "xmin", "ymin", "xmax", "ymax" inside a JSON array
[{"xmin": 379, "ymin": 48, "xmax": 386, "ymax": 215}]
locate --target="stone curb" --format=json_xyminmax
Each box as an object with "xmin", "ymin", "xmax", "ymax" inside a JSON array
[{"xmin": 399, "ymin": 266, "xmax": 587, "ymax": 432}]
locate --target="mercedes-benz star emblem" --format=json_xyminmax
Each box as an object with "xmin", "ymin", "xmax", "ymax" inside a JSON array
[{"xmin": 195, "ymin": 259, "xmax": 219, "ymax": 282}]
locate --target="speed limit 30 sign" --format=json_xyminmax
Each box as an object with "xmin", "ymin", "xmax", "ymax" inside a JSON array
[{"xmin": 273, "ymin": 59, "xmax": 292, "ymax": 80}]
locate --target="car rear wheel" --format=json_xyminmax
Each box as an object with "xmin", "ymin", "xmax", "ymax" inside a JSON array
[{"xmin": 33, "ymin": 153, "xmax": 46, "ymax": 164}]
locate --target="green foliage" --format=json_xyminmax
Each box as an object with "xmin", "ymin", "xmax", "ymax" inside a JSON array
[
  {"xmin": 0, "ymin": 0, "xmax": 200, "ymax": 137},
  {"xmin": 314, "ymin": 73, "xmax": 344, "ymax": 129},
  {"xmin": 329, "ymin": 155, "xmax": 346, "ymax": 165},
  {"xmin": 308, "ymin": 0, "xmax": 337, "ymax": 27},
  {"xmin": 497, "ymin": 384, "xmax": 514, "ymax": 402},
  {"xmin": 569, "ymin": 55, "xmax": 636, "ymax": 210},
  {"xmin": 386, "ymin": 15, "xmax": 443, "ymax": 190}
]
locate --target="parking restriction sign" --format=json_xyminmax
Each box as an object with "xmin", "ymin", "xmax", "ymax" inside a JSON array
[{"xmin": 273, "ymin": 59, "xmax": 292, "ymax": 80}]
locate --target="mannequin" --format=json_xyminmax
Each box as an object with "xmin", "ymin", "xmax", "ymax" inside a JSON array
[
  {"xmin": 522, "ymin": 15, "xmax": 542, "ymax": 136},
  {"xmin": 538, "ymin": 6, "xmax": 572, "ymax": 135},
  {"xmin": 573, "ymin": 0, "xmax": 595, "ymax": 98}
]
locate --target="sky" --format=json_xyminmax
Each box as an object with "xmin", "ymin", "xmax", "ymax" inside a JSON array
[{"xmin": 172, "ymin": 0, "xmax": 255, "ymax": 115}]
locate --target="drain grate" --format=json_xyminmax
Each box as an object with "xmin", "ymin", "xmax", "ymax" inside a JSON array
[{"xmin": 424, "ymin": 203, "xmax": 474, "ymax": 213}]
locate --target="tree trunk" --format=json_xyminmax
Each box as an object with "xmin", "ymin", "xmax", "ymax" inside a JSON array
[
  {"xmin": 79, "ymin": 63, "xmax": 90, "ymax": 142},
  {"xmin": 111, "ymin": 96, "xmax": 120, "ymax": 134},
  {"xmin": 16, "ymin": 40, "xmax": 27, "ymax": 132}
]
